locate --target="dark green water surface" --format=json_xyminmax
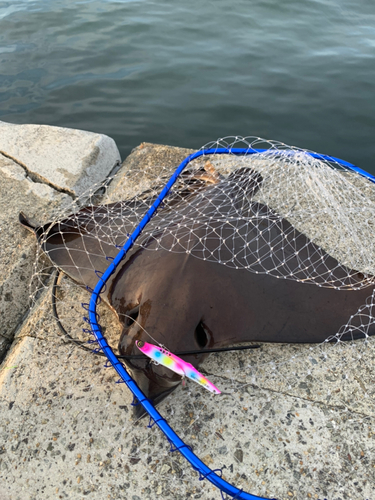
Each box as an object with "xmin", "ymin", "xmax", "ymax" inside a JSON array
[{"xmin": 0, "ymin": 0, "xmax": 375, "ymax": 173}]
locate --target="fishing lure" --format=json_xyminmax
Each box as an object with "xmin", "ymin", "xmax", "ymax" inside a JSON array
[{"xmin": 136, "ymin": 340, "xmax": 221, "ymax": 394}]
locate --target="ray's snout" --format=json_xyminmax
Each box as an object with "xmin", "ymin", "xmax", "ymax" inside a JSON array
[{"xmin": 118, "ymin": 331, "xmax": 182, "ymax": 419}]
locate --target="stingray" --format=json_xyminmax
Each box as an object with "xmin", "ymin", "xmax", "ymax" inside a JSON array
[{"xmin": 20, "ymin": 165, "xmax": 375, "ymax": 418}]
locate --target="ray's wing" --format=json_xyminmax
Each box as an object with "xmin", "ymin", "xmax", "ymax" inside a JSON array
[
  {"xmin": 20, "ymin": 201, "xmax": 145, "ymax": 292},
  {"xmin": 19, "ymin": 163, "xmax": 225, "ymax": 292}
]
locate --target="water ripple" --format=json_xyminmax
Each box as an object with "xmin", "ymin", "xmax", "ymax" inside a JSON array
[{"xmin": 0, "ymin": 0, "xmax": 374, "ymax": 171}]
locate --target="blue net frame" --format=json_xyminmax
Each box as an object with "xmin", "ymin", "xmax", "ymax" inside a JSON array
[{"xmin": 87, "ymin": 145, "xmax": 375, "ymax": 500}]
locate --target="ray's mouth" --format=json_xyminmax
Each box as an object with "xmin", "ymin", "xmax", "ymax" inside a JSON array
[
  {"xmin": 123, "ymin": 353, "xmax": 182, "ymax": 419},
  {"xmin": 118, "ymin": 313, "xmax": 213, "ymax": 418}
]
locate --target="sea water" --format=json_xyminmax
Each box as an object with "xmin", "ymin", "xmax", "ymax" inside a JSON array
[{"xmin": 0, "ymin": 0, "xmax": 374, "ymax": 173}]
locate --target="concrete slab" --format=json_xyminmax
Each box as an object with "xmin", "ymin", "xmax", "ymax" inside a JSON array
[
  {"xmin": 106, "ymin": 142, "xmax": 194, "ymax": 202},
  {"xmin": 0, "ymin": 121, "xmax": 121, "ymax": 197},
  {"xmin": 1, "ymin": 321, "xmax": 374, "ymax": 499}
]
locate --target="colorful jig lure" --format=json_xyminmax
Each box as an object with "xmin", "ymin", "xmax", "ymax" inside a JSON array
[{"xmin": 136, "ymin": 340, "xmax": 221, "ymax": 394}]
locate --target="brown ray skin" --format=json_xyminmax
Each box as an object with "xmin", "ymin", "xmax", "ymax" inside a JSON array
[
  {"xmin": 110, "ymin": 233, "xmax": 375, "ymax": 417},
  {"xmin": 20, "ymin": 168, "xmax": 375, "ymax": 418}
]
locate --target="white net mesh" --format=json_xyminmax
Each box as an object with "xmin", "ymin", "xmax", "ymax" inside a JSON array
[{"xmin": 27, "ymin": 137, "xmax": 375, "ymax": 499}]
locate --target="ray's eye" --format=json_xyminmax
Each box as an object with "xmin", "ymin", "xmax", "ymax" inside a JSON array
[
  {"xmin": 125, "ymin": 306, "xmax": 140, "ymax": 327},
  {"xmin": 194, "ymin": 321, "xmax": 209, "ymax": 349}
]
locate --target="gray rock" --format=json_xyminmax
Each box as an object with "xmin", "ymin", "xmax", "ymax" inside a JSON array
[
  {"xmin": 0, "ymin": 121, "xmax": 120, "ymax": 197},
  {"xmin": 105, "ymin": 142, "xmax": 194, "ymax": 202}
]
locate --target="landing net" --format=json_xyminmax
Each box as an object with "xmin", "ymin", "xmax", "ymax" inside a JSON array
[{"xmin": 30, "ymin": 137, "xmax": 375, "ymax": 499}]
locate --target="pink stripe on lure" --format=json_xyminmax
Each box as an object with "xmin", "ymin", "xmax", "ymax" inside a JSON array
[{"xmin": 136, "ymin": 341, "xmax": 221, "ymax": 394}]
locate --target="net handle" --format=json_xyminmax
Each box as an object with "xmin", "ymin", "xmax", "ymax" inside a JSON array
[{"xmin": 88, "ymin": 147, "xmax": 374, "ymax": 500}]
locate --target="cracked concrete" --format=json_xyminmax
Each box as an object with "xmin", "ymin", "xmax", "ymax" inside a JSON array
[
  {"xmin": 0, "ymin": 121, "xmax": 120, "ymax": 197},
  {"xmin": 0, "ymin": 139, "xmax": 374, "ymax": 500},
  {"xmin": 0, "ymin": 151, "xmax": 77, "ymax": 199}
]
